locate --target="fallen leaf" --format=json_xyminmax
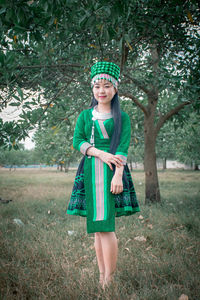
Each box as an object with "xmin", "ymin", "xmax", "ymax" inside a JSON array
[
  {"xmin": 125, "ymin": 238, "xmax": 131, "ymax": 245},
  {"xmin": 178, "ymin": 294, "xmax": 188, "ymax": 300},
  {"xmin": 138, "ymin": 215, "xmax": 144, "ymax": 220},
  {"xmin": 186, "ymin": 245, "xmax": 194, "ymax": 250},
  {"xmin": 147, "ymin": 224, "xmax": 153, "ymax": 229},
  {"xmin": 124, "ymin": 247, "xmax": 130, "ymax": 252},
  {"xmin": 67, "ymin": 230, "xmax": 76, "ymax": 236},
  {"xmin": 146, "ymin": 246, "xmax": 152, "ymax": 251},
  {"xmin": 74, "ymin": 255, "xmax": 88, "ymax": 266},
  {"xmin": 134, "ymin": 236, "xmax": 146, "ymax": 242},
  {"xmin": 13, "ymin": 219, "xmax": 24, "ymax": 226},
  {"xmin": 92, "ymin": 257, "xmax": 97, "ymax": 264}
]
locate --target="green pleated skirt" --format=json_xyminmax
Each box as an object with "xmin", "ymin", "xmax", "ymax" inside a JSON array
[{"xmin": 67, "ymin": 156, "xmax": 140, "ymax": 233}]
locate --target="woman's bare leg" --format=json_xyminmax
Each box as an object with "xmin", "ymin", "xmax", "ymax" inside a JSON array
[
  {"xmin": 99, "ymin": 232, "xmax": 118, "ymax": 286},
  {"xmin": 94, "ymin": 232, "xmax": 105, "ymax": 285}
]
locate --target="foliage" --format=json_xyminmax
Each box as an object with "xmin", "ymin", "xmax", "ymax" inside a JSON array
[
  {"xmin": 0, "ymin": 0, "xmax": 199, "ymax": 146},
  {"xmin": 0, "ymin": 147, "xmax": 43, "ymax": 167},
  {"xmin": 156, "ymin": 122, "xmax": 177, "ymax": 162},
  {"xmin": 0, "ymin": 0, "xmax": 199, "ymax": 202},
  {"xmin": 156, "ymin": 111, "xmax": 200, "ymax": 169},
  {"xmin": 175, "ymin": 112, "xmax": 200, "ymax": 168},
  {"xmin": 33, "ymin": 120, "xmax": 78, "ymax": 171}
]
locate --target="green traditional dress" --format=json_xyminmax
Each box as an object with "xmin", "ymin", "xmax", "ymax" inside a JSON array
[{"xmin": 67, "ymin": 106, "xmax": 140, "ymax": 233}]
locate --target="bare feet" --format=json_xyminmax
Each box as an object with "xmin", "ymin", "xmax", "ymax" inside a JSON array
[
  {"xmin": 104, "ymin": 273, "xmax": 114, "ymax": 286},
  {"xmin": 99, "ymin": 272, "xmax": 105, "ymax": 287}
]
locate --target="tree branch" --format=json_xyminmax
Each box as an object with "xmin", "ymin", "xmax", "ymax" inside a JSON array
[
  {"xmin": 155, "ymin": 101, "xmax": 191, "ymax": 136},
  {"xmin": 120, "ymin": 40, "xmax": 129, "ymax": 74},
  {"xmin": 17, "ymin": 63, "xmax": 83, "ymax": 69},
  {"xmin": 120, "ymin": 92, "xmax": 148, "ymax": 116},
  {"xmin": 123, "ymin": 74, "xmax": 150, "ymax": 95}
]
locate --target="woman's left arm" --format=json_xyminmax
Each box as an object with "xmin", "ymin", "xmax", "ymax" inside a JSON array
[
  {"xmin": 115, "ymin": 111, "xmax": 131, "ymax": 165},
  {"xmin": 110, "ymin": 112, "xmax": 131, "ymax": 194}
]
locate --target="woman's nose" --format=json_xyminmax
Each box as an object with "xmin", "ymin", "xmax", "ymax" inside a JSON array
[{"xmin": 99, "ymin": 87, "xmax": 105, "ymax": 93}]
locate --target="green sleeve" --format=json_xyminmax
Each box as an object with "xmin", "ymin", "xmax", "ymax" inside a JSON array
[
  {"xmin": 73, "ymin": 111, "xmax": 92, "ymax": 155},
  {"xmin": 115, "ymin": 111, "xmax": 131, "ymax": 165}
]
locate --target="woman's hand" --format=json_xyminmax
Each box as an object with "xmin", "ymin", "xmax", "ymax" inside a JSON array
[
  {"xmin": 97, "ymin": 151, "xmax": 123, "ymax": 170},
  {"xmin": 110, "ymin": 174, "xmax": 123, "ymax": 194}
]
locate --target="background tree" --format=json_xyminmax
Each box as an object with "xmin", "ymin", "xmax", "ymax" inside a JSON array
[
  {"xmin": 175, "ymin": 112, "xmax": 200, "ymax": 170},
  {"xmin": 0, "ymin": 145, "xmax": 40, "ymax": 169},
  {"xmin": 33, "ymin": 114, "xmax": 78, "ymax": 172},
  {"xmin": 0, "ymin": 0, "xmax": 199, "ymax": 203},
  {"xmin": 156, "ymin": 122, "xmax": 177, "ymax": 170}
]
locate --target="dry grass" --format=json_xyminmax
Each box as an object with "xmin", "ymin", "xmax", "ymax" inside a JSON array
[{"xmin": 0, "ymin": 168, "xmax": 200, "ymax": 300}]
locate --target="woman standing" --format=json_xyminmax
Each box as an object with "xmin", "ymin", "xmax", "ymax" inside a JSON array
[{"xmin": 67, "ymin": 61, "xmax": 140, "ymax": 287}]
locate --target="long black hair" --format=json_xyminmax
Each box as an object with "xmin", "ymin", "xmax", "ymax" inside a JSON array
[{"xmin": 90, "ymin": 93, "xmax": 122, "ymax": 154}]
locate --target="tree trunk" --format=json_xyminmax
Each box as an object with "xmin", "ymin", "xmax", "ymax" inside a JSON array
[
  {"xmin": 194, "ymin": 163, "xmax": 199, "ymax": 171},
  {"xmin": 64, "ymin": 160, "xmax": 70, "ymax": 173},
  {"xmin": 163, "ymin": 158, "xmax": 167, "ymax": 170},
  {"xmin": 144, "ymin": 114, "xmax": 161, "ymax": 204},
  {"xmin": 130, "ymin": 159, "xmax": 133, "ymax": 171},
  {"xmin": 143, "ymin": 44, "xmax": 161, "ymax": 204}
]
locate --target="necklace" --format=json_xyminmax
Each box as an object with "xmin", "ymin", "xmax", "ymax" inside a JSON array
[{"xmin": 92, "ymin": 105, "xmax": 112, "ymax": 120}]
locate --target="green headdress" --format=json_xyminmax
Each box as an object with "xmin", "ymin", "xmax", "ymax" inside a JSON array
[{"xmin": 91, "ymin": 62, "xmax": 120, "ymax": 88}]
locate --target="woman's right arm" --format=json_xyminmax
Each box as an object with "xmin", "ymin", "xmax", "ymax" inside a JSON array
[{"xmin": 73, "ymin": 111, "xmax": 93, "ymax": 155}]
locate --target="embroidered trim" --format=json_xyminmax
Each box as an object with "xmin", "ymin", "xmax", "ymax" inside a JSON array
[
  {"xmin": 98, "ymin": 120, "xmax": 109, "ymax": 139},
  {"xmin": 92, "ymin": 157, "xmax": 108, "ymax": 221},
  {"xmin": 80, "ymin": 142, "xmax": 92, "ymax": 155},
  {"xmin": 91, "ymin": 73, "xmax": 118, "ymax": 88}
]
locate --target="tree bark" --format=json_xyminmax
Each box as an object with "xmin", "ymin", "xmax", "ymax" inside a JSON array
[
  {"xmin": 194, "ymin": 163, "xmax": 199, "ymax": 171},
  {"xmin": 144, "ymin": 113, "xmax": 161, "ymax": 204},
  {"xmin": 163, "ymin": 158, "xmax": 167, "ymax": 170},
  {"xmin": 129, "ymin": 159, "xmax": 133, "ymax": 171},
  {"xmin": 64, "ymin": 160, "xmax": 70, "ymax": 173},
  {"xmin": 143, "ymin": 44, "xmax": 161, "ymax": 204}
]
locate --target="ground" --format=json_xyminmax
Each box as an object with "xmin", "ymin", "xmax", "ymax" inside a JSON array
[{"xmin": 0, "ymin": 169, "xmax": 199, "ymax": 300}]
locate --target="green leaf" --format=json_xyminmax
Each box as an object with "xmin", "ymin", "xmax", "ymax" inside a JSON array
[
  {"xmin": 0, "ymin": 7, "xmax": 6, "ymax": 14},
  {"xmin": 12, "ymin": 95, "xmax": 20, "ymax": 101},
  {"xmin": 17, "ymin": 87, "xmax": 23, "ymax": 99},
  {"xmin": 9, "ymin": 102, "xmax": 21, "ymax": 107}
]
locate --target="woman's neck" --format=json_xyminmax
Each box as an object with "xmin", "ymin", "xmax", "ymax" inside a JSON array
[{"xmin": 97, "ymin": 103, "xmax": 111, "ymax": 113}]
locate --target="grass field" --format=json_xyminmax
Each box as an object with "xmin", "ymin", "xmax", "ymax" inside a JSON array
[{"xmin": 0, "ymin": 168, "xmax": 199, "ymax": 300}]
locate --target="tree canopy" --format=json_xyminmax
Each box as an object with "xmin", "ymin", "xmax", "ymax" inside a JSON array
[{"xmin": 0, "ymin": 0, "xmax": 199, "ymax": 202}]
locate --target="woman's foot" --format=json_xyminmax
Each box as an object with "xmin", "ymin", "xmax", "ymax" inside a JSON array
[
  {"xmin": 99, "ymin": 272, "xmax": 105, "ymax": 287},
  {"xmin": 104, "ymin": 271, "xmax": 115, "ymax": 288}
]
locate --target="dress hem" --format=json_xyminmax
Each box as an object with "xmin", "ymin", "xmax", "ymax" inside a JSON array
[
  {"xmin": 67, "ymin": 206, "xmax": 140, "ymax": 218},
  {"xmin": 67, "ymin": 209, "xmax": 86, "ymax": 217}
]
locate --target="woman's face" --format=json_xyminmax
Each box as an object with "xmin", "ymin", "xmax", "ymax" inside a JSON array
[{"xmin": 92, "ymin": 79, "xmax": 117, "ymax": 105}]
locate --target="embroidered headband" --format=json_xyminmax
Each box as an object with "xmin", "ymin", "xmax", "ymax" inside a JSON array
[{"xmin": 91, "ymin": 62, "xmax": 120, "ymax": 88}]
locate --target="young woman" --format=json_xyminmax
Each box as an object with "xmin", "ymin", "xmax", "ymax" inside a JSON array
[{"xmin": 67, "ymin": 61, "xmax": 140, "ymax": 288}]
